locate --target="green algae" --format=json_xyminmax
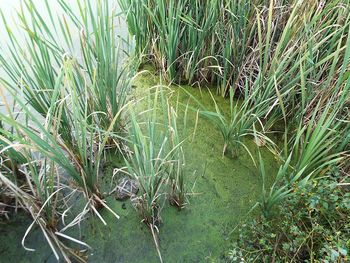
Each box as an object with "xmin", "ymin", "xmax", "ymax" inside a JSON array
[
  {"xmin": 0, "ymin": 72, "xmax": 279, "ymax": 262},
  {"xmin": 0, "ymin": 213, "xmax": 55, "ymax": 262},
  {"xmin": 84, "ymin": 73, "xmax": 279, "ymax": 262}
]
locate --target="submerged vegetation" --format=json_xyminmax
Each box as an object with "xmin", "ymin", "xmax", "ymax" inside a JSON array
[{"xmin": 0, "ymin": 0, "xmax": 349, "ymax": 262}]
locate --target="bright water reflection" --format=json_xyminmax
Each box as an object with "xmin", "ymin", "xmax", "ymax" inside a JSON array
[{"xmin": 0, "ymin": 0, "xmax": 130, "ymax": 111}]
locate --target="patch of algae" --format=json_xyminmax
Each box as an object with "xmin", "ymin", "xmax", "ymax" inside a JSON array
[
  {"xmin": 0, "ymin": 70, "xmax": 279, "ymax": 263},
  {"xmin": 84, "ymin": 72, "xmax": 279, "ymax": 262}
]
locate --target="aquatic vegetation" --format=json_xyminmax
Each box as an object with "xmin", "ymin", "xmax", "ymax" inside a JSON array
[
  {"xmin": 124, "ymin": 109, "xmax": 167, "ymax": 263},
  {"xmin": 0, "ymin": 120, "xmax": 27, "ymax": 181},
  {"xmin": 0, "ymin": 122, "xmax": 27, "ymax": 219},
  {"xmin": 167, "ymin": 105, "xmax": 187, "ymax": 209},
  {"xmin": 0, "ymin": 0, "xmax": 349, "ymax": 262},
  {"xmin": 0, "ymin": 163, "xmax": 90, "ymax": 262},
  {"xmin": 125, "ymin": 111, "xmax": 167, "ymax": 227},
  {"xmin": 120, "ymin": 1, "xmax": 349, "ymax": 99},
  {"xmin": 124, "ymin": 88, "xmax": 189, "ymax": 261},
  {"xmin": 258, "ymin": 100, "xmax": 348, "ymax": 218},
  {"xmin": 0, "ymin": 0, "xmax": 134, "ymax": 204},
  {"xmin": 0, "ymin": 59, "xmax": 123, "ymax": 215},
  {"xmin": 292, "ymin": 104, "xmax": 345, "ymax": 178},
  {"xmin": 119, "ymin": 0, "xmax": 257, "ymax": 93},
  {"xmin": 0, "ymin": 105, "xmax": 89, "ymax": 261},
  {"xmin": 0, "ymin": 0, "xmax": 133, "ymax": 144},
  {"xmin": 184, "ymin": 87, "xmax": 273, "ymax": 160},
  {"xmin": 57, "ymin": 0, "xmax": 134, "ymax": 132},
  {"xmin": 0, "ymin": 0, "xmax": 131, "ymax": 260}
]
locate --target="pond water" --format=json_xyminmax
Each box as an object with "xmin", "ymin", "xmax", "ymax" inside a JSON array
[{"xmin": 0, "ymin": 70, "xmax": 279, "ymax": 262}]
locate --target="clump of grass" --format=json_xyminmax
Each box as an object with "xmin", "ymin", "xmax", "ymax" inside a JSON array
[
  {"xmin": 125, "ymin": 111, "xmax": 165, "ymax": 224},
  {"xmin": 0, "ymin": 96, "xmax": 90, "ymax": 261},
  {"xmin": 0, "ymin": 168, "xmax": 90, "ymax": 262},
  {"xmin": 184, "ymin": 87, "xmax": 274, "ymax": 162},
  {"xmin": 1, "ymin": 59, "xmax": 123, "ymax": 217},
  {"xmin": 0, "ymin": 0, "xmax": 133, "ymax": 207},
  {"xmin": 0, "ymin": 0, "xmax": 133, "ymax": 258},
  {"xmin": 258, "ymin": 101, "xmax": 347, "ymax": 218},
  {"xmin": 0, "ymin": 121, "xmax": 27, "ymax": 219},
  {"xmin": 119, "ymin": 0, "xmax": 255, "ymax": 91},
  {"xmin": 0, "ymin": 0, "xmax": 133, "ymax": 146},
  {"xmin": 58, "ymin": 0, "xmax": 134, "ymax": 132},
  {"xmin": 167, "ymin": 105, "xmax": 187, "ymax": 209},
  {"xmin": 124, "ymin": 88, "xmax": 188, "ymax": 262},
  {"xmin": 120, "ymin": 0, "xmax": 350, "ymax": 130}
]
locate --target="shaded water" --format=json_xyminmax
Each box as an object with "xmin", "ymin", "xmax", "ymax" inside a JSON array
[{"xmin": 0, "ymin": 71, "xmax": 279, "ymax": 262}]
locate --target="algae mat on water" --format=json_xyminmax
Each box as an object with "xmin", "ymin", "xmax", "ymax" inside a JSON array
[{"xmin": 0, "ymin": 73, "xmax": 278, "ymax": 262}]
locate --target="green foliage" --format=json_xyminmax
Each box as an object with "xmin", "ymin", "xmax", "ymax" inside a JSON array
[
  {"xmin": 124, "ymin": 89, "xmax": 188, "ymax": 263},
  {"xmin": 125, "ymin": 88, "xmax": 188, "ymax": 224},
  {"xmin": 167, "ymin": 105, "xmax": 187, "ymax": 209},
  {"xmin": 0, "ymin": 0, "xmax": 132, "ymax": 260},
  {"xmin": 183, "ymin": 87, "xmax": 274, "ymax": 161},
  {"xmin": 120, "ymin": 0, "xmax": 350, "ymax": 105},
  {"xmin": 229, "ymin": 169, "xmax": 350, "ymax": 262},
  {"xmin": 0, "ymin": 0, "xmax": 349, "ymax": 261}
]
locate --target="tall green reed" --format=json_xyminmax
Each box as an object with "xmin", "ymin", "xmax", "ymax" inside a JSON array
[
  {"xmin": 258, "ymin": 102, "xmax": 347, "ymax": 218},
  {"xmin": 183, "ymin": 87, "xmax": 274, "ymax": 161},
  {"xmin": 120, "ymin": 0, "xmax": 350, "ymax": 120},
  {"xmin": 125, "ymin": 88, "xmax": 187, "ymax": 221},
  {"xmin": 124, "ymin": 88, "xmax": 188, "ymax": 262},
  {"xmin": 167, "ymin": 105, "xmax": 187, "ymax": 209},
  {"xmin": 58, "ymin": 0, "xmax": 133, "ymax": 131},
  {"xmin": 0, "ymin": 93, "xmax": 89, "ymax": 262},
  {"xmin": 0, "ymin": 0, "xmax": 133, "ymax": 142},
  {"xmin": 0, "ymin": 0, "xmax": 134, "ymax": 259}
]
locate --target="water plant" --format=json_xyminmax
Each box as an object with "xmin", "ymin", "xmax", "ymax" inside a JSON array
[
  {"xmin": 124, "ymin": 88, "xmax": 188, "ymax": 262},
  {"xmin": 0, "ymin": 0, "xmax": 349, "ymax": 261},
  {"xmin": 57, "ymin": 0, "xmax": 133, "ymax": 132},
  {"xmin": 183, "ymin": 86, "xmax": 274, "ymax": 162},
  {"xmin": 0, "ymin": 0, "xmax": 133, "ymax": 259},
  {"xmin": 167, "ymin": 105, "xmax": 187, "ymax": 209},
  {"xmin": 0, "ymin": 0, "xmax": 133, "ymax": 146},
  {"xmin": 0, "ymin": 97, "xmax": 90, "ymax": 262},
  {"xmin": 258, "ymin": 100, "xmax": 347, "ymax": 218},
  {"xmin": 119, "ymin": 1, "xmax": 346, "ymax": 93}
]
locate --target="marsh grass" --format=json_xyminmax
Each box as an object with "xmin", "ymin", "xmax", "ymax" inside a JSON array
[
  {"xmin": 124, "ymin": 108, "xmax": 168, "ymax": 263},
  {"xmin": 0, "ymin": 0, "xmax": 349, "ymax": 261},
  {"xmin": 124, "ymin": 88, "xmax": 188, "ymax": 262},
  {"xmin": 120, "ymin": 0, "xmax": 350, "ymax": 127},
  {"xmin": 58, "ymin": 0, "xmax": 133, "ymax": 132},
  {"xmin": 183, "ymin": 87, "xmax": 275, "ymax": 163},
  {"xmin": 0, "ymin": 0, "xmax": 133, "ymax": 260},
  {"xmin": 125, "ymin": 88, "xmax": 188, "ymax": 214},
  {"xmin": 258, "ymin": 101, "xmax": 348, "ymax": 218},
  {"xmin": 0, "ymin": 100, "xmax": 90, "ymax": 261},
  {"xmin": 167, "ymin": 105, "xmax": 187, "ymax": 209},
  {"xmin": 0, "ymin": 0, "xmax": 133, "ymax": 144}
]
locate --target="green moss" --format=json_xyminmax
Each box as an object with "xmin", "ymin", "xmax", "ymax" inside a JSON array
[{"xmin": 0, "ymin": 72, "xmax": 279, "ymax": 262}]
